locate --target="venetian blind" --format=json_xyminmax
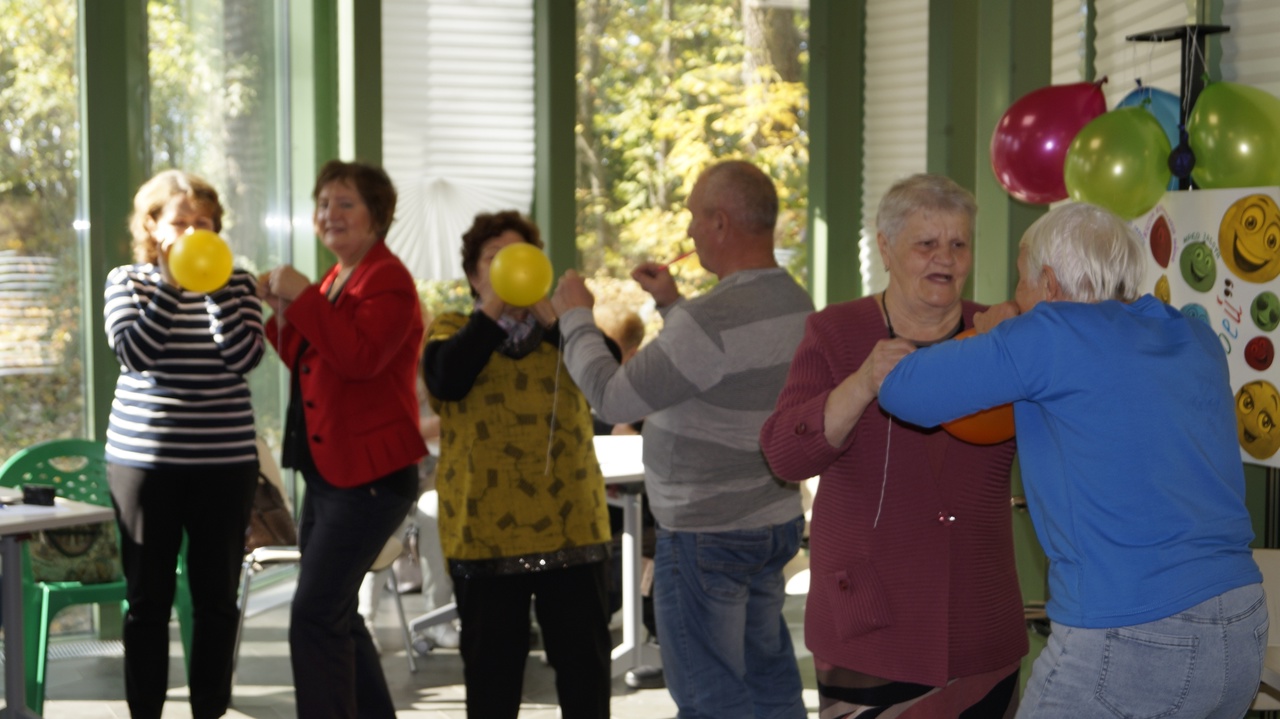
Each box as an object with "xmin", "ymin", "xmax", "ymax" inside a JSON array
[
  {"xmin": 1219, "ymin": 0, "xmax": 1280, "ymax": 98},
  {"xmin": 1052, "ymin": 0, "xmax": 1090, "ymax": 85},
  {"xmin": 1092, "ymin": 0, "xmax": 1187, "ymax": 108},
  {"xmin": 381, "ymin": 0, "xmax": 536, "ymax": 282},
  {"xmin": 860, "ymin": 0, "xmax": 928, "ymax": 296}
]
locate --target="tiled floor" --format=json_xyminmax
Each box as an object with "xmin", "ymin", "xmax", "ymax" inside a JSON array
[{"xmin": 22, "ymin": 575, "xmax": 822, "ymax": 718}]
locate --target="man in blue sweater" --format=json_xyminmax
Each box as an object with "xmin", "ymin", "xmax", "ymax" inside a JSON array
[{"xmin": 879, "ymin": 202, "xmax": 1264, "ymax": 719}]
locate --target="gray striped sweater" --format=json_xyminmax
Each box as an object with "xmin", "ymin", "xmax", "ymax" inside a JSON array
[
  {"xmin": 103, "ymin": 264, "xmax": 264, "ymax": 468},
  {"xmin": 560, "ymin": 267, "xmax": 812, "ymax": 532}
]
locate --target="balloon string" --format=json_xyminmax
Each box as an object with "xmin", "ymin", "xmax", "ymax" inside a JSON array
[
  {"xmin": 874, "ymin": 412, "xmax": 892, "ymax": 530},
  {"xmin": 1182, "ymin": 36, "xmax": 1194, "ymax": 121},
  {"xmin": 545, "ymin": 334, "xmax": 563, "ymax": 476}
]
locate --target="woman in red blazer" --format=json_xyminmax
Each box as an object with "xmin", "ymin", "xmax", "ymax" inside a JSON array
[{"xmin": 260, "ymin": 160, "xmax": 426, "ymax": 719}]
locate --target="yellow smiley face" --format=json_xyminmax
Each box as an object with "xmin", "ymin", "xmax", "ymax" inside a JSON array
[
  {"xmin": 1236, "ymin": 380, "xmax": 1280, "ymax": 460},
  {"xmin": 1219, "ymin": 194, "xmax": 1280, "ymax": 283},
  {"xmin": 1154, "ymin": 275, "xmax": 1171, "ymax": 303}
]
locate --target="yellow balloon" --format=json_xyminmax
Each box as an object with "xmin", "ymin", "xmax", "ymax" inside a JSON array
[
  {"xmin": 169, "ymin": 229, "xmax": 233, "ymax": 293},
  {"xmin": 490, "ymin": 242, "xmax": 552, "ymax": 307}
]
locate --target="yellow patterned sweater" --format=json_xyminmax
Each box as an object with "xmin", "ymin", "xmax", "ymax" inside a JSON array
[{"xmin": 426, "ymin": 312, "xmax": 611, "ymax": 566}]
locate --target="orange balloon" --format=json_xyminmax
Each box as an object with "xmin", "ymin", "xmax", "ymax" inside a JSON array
[{"xmin": 941, "ymin": 329, "xmax": 1016, "ymax": 445}]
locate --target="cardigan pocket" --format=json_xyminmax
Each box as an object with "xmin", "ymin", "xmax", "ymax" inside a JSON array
[{"xmin": 822, "ymin": 559, "xmax": 893, "ymax": 640}]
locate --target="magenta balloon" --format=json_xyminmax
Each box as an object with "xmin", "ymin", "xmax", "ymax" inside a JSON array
[{"xmin": 990, "ymin": 82, "xmax": 1108, "ymax": 204}]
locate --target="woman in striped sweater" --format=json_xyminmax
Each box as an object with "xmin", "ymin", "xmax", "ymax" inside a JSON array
[{"xmin": 104, "ymin": 170, "xmax": 264, "ymax": 719}]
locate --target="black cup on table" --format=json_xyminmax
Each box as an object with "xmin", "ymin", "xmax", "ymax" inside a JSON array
[{"xmin": 22, "ymin": 484, "xmax": 56, "ymax": 506}]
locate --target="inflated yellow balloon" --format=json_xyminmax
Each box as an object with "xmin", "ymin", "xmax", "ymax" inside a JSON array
[
  {"xmin": 169, "ymin": 229, "xmax": 233, "ymax": 294},
  {"xmin": 490, "ymin": 242, "xmax": 552, "ymax": 307}
]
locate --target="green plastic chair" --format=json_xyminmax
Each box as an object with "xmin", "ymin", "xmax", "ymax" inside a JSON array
[{"xmin": 0, "ymin": 438, "xmax": 193, "ymax": 713}]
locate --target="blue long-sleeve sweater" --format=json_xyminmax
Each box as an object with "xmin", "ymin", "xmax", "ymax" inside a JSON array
[{"xmin": 879, "ymin": 295, "xmax": 1259, "ymax": 628}]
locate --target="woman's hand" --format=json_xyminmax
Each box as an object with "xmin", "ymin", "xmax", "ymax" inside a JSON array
[
  {"xmin": 631, "ymin": 262, "xmax": 680, "ymax": 308},
  {"xmin": 974, "ymin": 301, "xmax": 1020, "ymax": 333},
  {"xmin": 257, "ymin": 271, "xmax": 290, "ymax": 319},
  {"xmin": 156, "ymin": 236, "xmax": 180, "ymax": 289},
  {"xmin": 266, "ymin": 265, "xmax": 312, "ymax": 302},
  {"xmin": 823, "ymin": 338, "xmax": 916, "ymax": 447}
]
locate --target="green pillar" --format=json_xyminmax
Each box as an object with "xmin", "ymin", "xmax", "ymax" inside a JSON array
[
  {"xmin": 78, "ymin": 0, "xmax": 150, "ymax": 642},
  {"xmin": 534, "ymin": 0, "xmax": 577, "ymax": 276},
  {"xmin": 926, "ymin": 0, "xmax": 979, "ymax": 192},
  {"xmin": 971, "ymin": 0, "xmax": 1050, "ymax": 305},
  {"xmin": 79, "ymin": 0, "xmax": 150, "ymax": 442},
  {"xmin": 293, "ymin": 0, "xmax": 340, "ymax": 275},
  {"xmin": 338, "ymin": 0, "xmax": 382, "ymax": 165},
  {"xmin": 807, "ymin": 0, "xmax": 865, "ymax": 309}
]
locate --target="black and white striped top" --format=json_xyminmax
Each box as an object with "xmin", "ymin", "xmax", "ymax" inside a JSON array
[{"xmin": 104, "ymin": 264, "xmax": 264, "ymax": 468}]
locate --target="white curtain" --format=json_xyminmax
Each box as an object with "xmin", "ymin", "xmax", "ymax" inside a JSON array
[
  {"xmin": 860, "ymin": 0, "xmax": 929, "ymax": 296},
  {"xmin": 381, "ymin": 0, "xmax": 535, "ymax": 282}
]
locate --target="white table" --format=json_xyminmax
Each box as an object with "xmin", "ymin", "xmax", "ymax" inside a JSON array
[
  {"xmin": 0, "ymin": 498, "xmax": 114, "ymax": 719},
  {"xmin": 593, "ymin": 435, "xmax": 662, "ymax": 678}
]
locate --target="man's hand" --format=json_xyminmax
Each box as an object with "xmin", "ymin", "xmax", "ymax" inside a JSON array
[
  {"xmin": 552, "ymin": 269, "xmax": 595, "ymax": 315},
  {"xmin": 973, "ymin": 300, "xmax": 1020, "ymax": 334},
  {"xmin": 631, "ymin": 262, "xmax": 681, "ymax": 308}
]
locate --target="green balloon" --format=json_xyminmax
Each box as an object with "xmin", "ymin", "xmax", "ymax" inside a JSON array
[
  {"xmin": 1188, "ymin": 82, "xmax": 1280, "ymax": 189},
  {"xmin": 1064, "ymin": 107, "xmax": 1172, "ymax": 219}
]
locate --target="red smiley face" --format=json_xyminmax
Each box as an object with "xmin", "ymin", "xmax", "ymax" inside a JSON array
[{"xmin": 1246, "ymin": 336, "xmax": 1275, "ymax": 371}]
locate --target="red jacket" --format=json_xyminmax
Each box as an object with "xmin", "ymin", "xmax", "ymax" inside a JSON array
[
  {"xmin": 760, "ymin": 296, "xmax": 1026, "ymax": 687},
  {"xmin": 265, "ymin": 241, "xmax": 426, "ymax": 487}
]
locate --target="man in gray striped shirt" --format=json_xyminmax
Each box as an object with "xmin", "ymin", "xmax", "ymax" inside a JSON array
[{"xmin": 554, "ymin": 160, "xmax": 812, "ymax": 718}]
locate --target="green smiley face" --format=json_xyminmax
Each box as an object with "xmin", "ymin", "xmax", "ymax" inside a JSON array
[
  {"xmin": 1252, "ymin": 291, "xmax": 1280, "ymax": 332},
  {"xmin": 1180, "ymin": 242, "xmax": 1217, "ymax": 292}
]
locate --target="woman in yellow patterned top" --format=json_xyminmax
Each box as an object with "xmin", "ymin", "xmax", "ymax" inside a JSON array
[{"xmin": 423, "ymin": 210, "xmax": 612, "ymax": 719}]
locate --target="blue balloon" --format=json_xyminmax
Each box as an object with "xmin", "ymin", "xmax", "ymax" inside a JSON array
[{"xmin": 1117, "ymin": 86, "xmax": 1182, "ymax": 190}]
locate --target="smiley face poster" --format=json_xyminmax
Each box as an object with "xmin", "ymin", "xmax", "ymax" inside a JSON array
[{"xmin": 1136, "ymin": 186, "xmax": 1280, "ymax": 468}]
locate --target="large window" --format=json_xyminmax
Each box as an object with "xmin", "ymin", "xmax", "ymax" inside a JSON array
[
  {"xmin": 575, "ymin": 0, "xmax": 809, "ymax": 313},
  {"xmin": 148, "ymin": 0, "xmax": 291, "ymax": 450},
  {"xmin": 0, "ymin": 0, "xmax": 85, "ymax": 462}
]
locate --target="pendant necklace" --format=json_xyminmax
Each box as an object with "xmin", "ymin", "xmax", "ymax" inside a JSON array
[
  {"xmin": 875, "ymin": 290, "xmax": 965, "ymax": 529},
  {"xmin": 881, "ymin": 290, "xmax": 965, "ymax": 347}
]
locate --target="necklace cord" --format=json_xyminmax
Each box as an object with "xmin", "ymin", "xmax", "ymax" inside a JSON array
[{"xmin": 881, "ymin": 290, "xmax": 965, "ymax": 347}]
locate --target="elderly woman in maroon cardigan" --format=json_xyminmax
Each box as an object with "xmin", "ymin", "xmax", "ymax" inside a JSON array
[{"xmin": 760, "ymin": 173, "xmax": 1025, "ymax": 719}]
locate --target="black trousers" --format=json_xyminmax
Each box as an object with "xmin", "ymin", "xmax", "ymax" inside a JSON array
[
  {"xmin": 289, "ymin": 467, "xmax": 415, "ymax": 719},
  {"xmin": 453, "ymin": 560, "xmax": 613, "ymax": 719},
  {"xmin": 108, "ymin": 461, "xmax": 258, "ymax": 719}
]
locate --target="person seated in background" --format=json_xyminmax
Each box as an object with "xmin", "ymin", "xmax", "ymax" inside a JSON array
[
  {"xmin": 592, "ymin": 303, "xmax": 660, "ymax": 687},
  {"xmin": 358, "ymin": 302, "xmax": 460, "ymax": 654},
  {"xmin": 878, "ymin": 202, "xmax": 1265, "ymax": 719},
  {"xmin": 592, "ymin": 304, "xmax": 645, "ymax": 436},
  {"xmin": 357, "ymin": 398, "xmax": 460, "ymax": 653}
]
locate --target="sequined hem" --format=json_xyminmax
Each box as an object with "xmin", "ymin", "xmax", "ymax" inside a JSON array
[{"xmin": 449, "ymin": 543, "xmax": 611, "ymax": 578}]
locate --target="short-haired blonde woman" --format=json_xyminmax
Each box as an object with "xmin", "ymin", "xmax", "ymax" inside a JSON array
[
  {"xmin": 105, "ymin": 169, "xmax": 264, "ymax": 719},
  {"xmin": 880, "ymin": 202, "xmax": 1265, "ymax": 719}
]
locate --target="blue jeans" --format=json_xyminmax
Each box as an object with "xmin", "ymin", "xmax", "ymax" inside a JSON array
[
  {"xmin": 1018, "ymin": 583, "xmax": 1267, "ymax": 719},
  {"xmin": 654, "ymin": 516, "xmax": 806, "ymax": 719}
]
